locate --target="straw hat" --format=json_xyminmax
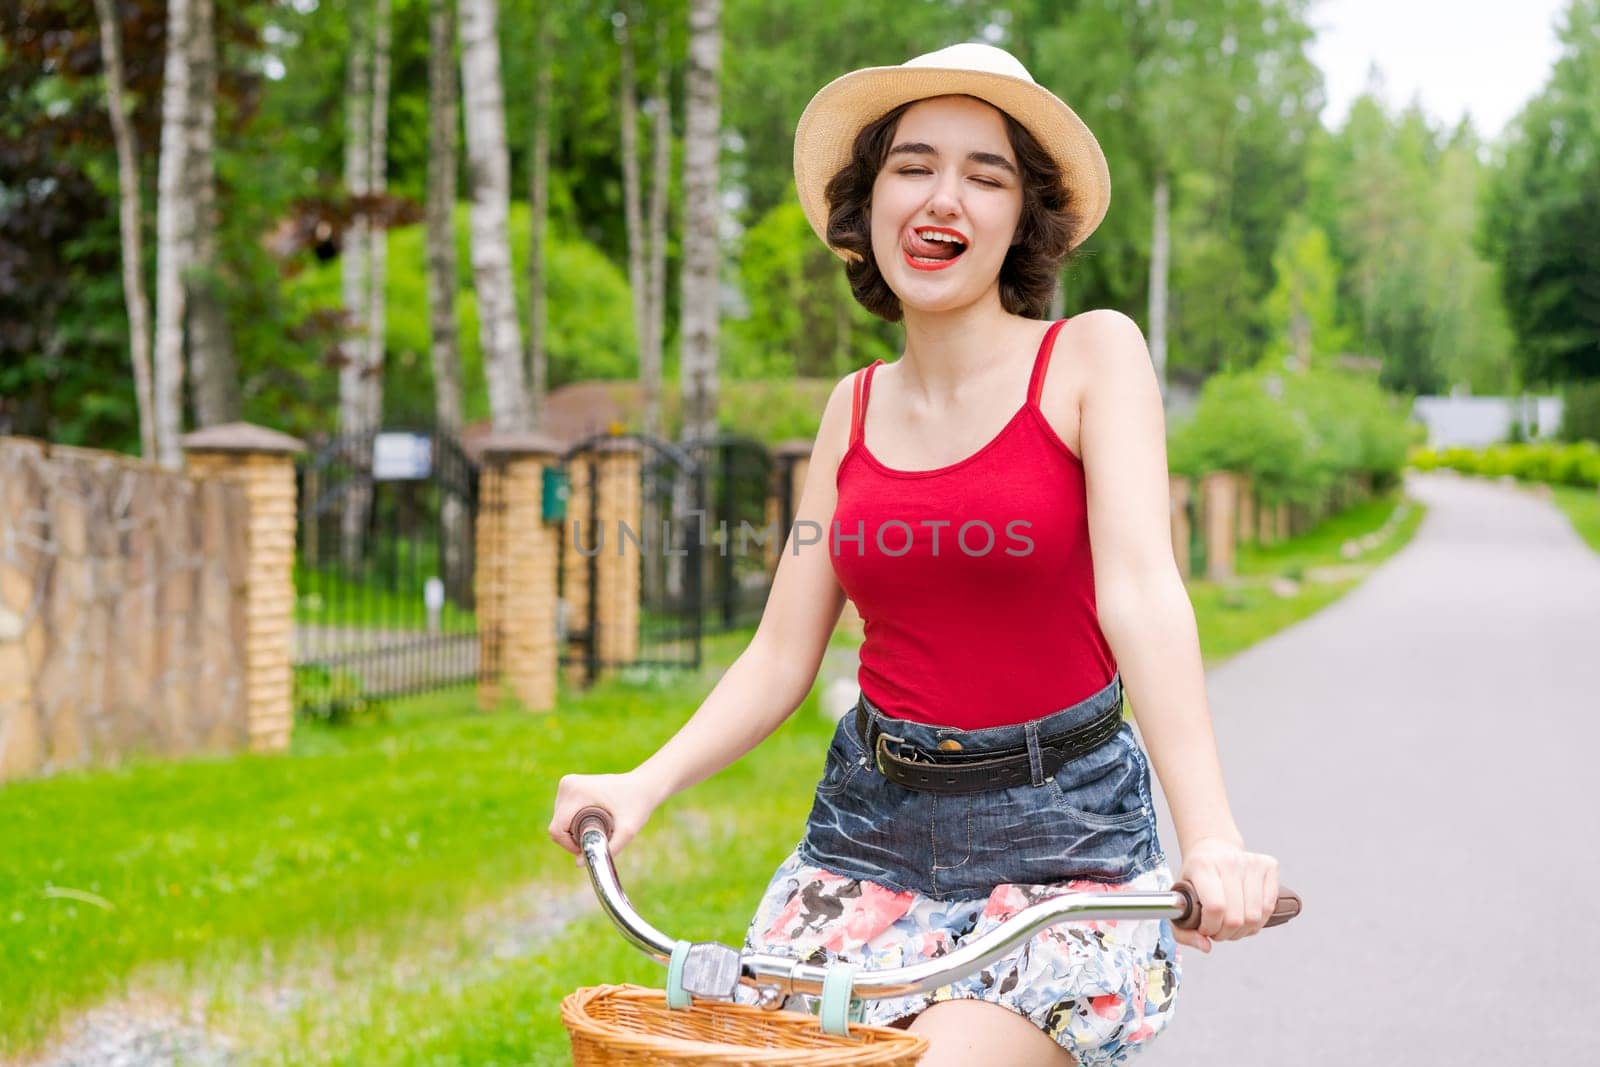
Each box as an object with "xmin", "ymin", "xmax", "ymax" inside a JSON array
[{"xmin": 793, "ymin": 42, "xmax": 1110, "ymax": 261}]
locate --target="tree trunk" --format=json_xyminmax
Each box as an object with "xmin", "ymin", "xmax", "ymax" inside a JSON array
[
  {"xmin": 679, "ymin": 0, "xmax": 721, "ymax": 445},
  {"xmin": 1147, "ymin": 169, "xmax": 1170, "ymax": 405},
  {"xmin": 152, "ymin": 0, "xmax": 195, "ymax": 467},
  {"xmin": 92, "ymin": 0, "xmax": 156, "ymax": 459},
  {"xmin": 427, "ymin": 0, "xmax": 463, "ymax": 435},
  {"xmin": 339, "ymin": 0, "xmax": 375, "ymax": 566},
  {"xmin": 643, "ymin": 17, "xmax": 670, "ymax": 440},
  {"xmin": 363, "ymin": 0, "xmax": 392, "ymax": 433},
  {"xmin": 340, "ymin": 0, "xmax": 372, "ymax": 439},
  {"xmin": 526, "ymin": 3, "xmax": 553, "ymax": 423},
  {"xmin": 459, "ymin": 0, "xmax": 529, "ymax": 431},
  {"xmin": 618, "ymin": 6, "xmax": 648, "ymax": 419},
  {"xmin": 186, "ymin": 0, "xmax": 240, "ymax": 428},
  {"xmin": 428, "ymin": 0, "xmax": 469, "ymax": 601}
]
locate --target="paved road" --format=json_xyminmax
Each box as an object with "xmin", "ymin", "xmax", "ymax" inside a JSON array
[{"xmin": 1139, "ymin": 471, "xmax": 1600, "ymax": 1065}]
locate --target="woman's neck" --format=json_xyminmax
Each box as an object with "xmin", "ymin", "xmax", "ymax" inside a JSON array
[{"xmin": 896, "ymin": 294, "xmax": 1034, "ymax": 408}]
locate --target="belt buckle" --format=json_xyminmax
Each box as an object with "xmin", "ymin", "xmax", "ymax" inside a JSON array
[{"xmin": 874, "ymin": 730, "xmax": 914, "ymax": 776}]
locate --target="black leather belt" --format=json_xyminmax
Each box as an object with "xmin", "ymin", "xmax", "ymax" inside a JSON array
[{"xmin": 854, "ymin": 698, "xmax": 1124, "ymax": 795}]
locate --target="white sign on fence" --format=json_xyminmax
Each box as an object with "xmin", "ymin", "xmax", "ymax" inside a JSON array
[{"xmin": 372, "ymin": 433, "xmax": 433, "ymax": 480}]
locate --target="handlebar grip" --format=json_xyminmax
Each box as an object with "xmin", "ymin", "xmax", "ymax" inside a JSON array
[
  {"xmin": 1173, "ymin": 879, "xmax": 1301, "ymax": 930},
  {"xmin": 568, "ymin": 805, "xmax": 615, "ymax": 845}
]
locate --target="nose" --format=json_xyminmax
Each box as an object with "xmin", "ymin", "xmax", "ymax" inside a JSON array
[{"xmin": 924, "ymin": 169, "xmax": 963, "ymax": 219}]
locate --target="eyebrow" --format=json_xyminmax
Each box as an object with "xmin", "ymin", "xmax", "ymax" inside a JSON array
[{"xmin": 887, "ymin": 141, "xmax": 1018, "ymax": 177}]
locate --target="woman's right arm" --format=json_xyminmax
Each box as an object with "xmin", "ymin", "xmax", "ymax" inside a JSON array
[{"xmin": 547, "ymin": 373, "xmax": 857, "ymax": 860}]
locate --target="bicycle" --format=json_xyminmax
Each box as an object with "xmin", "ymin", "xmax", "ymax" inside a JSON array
[{"xmin": 560, "ymin": 805, "xmax": 1302, "ymax": 1065}]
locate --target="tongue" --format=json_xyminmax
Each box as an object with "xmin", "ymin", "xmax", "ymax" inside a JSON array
[{"xmin": 907, "ymin": 232, "xmax": 961, "ymax": 260}]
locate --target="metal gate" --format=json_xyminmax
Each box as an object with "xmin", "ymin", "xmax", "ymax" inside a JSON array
[
  {"xmin": 294, "ymin": 427, "xmax": 480, "ymax": 719},
  {"xmin": 682, "ymin": 434, "xmax": 779, "ymax": 633},
  {"xmin": 558, "ymin": 432, "xmax": 704, "ymax": 685}
]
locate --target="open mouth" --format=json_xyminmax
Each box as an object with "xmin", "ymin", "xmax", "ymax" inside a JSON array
[{"xmin": 903, "ymin": 227, "xmax": 968, "ymax": 271}]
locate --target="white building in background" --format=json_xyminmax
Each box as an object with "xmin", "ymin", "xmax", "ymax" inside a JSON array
[{"xmin": 1411, "ymin": 395, "xmax": 1565, "ymax": 447}]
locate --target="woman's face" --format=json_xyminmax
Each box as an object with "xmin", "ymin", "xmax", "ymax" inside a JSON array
[{"xmin": 868, "ymin": 94, "xmax": 1024, "ymax": 315}]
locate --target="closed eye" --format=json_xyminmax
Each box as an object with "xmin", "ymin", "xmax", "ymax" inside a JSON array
[{"xmin": 897, "ymin": 167, "xmax": 1004, "ymax": 187}]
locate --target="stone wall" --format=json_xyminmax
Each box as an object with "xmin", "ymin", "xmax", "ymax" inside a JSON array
[{"xmin": 0, "ymin": 438, "xmax": 250, "ymax": 780}]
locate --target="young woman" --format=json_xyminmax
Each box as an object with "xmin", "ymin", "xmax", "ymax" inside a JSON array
[{"xmin": 550, "ymin": 43, "xmax": 1281, "ymax": 1066}]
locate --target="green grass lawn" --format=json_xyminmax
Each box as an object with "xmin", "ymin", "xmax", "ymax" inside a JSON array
[
  {"xmin": 0, "ymin": 488, "xmax": 1424, "ymax": 1063},
  {"xmin": 1550, "ymin": 483, "xmax": 1600, "ymax": 554}
]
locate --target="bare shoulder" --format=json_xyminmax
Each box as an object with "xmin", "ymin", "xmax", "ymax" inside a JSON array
[
  {"xmin": 1034, "ymin": 310, "xmax": 1156, "ymax": 458},
  {"xmin": 1061, "ymin": 309, "xmax": 1159, "ymax": 401},
  {"xmin": 1062, "ymin": 309, "xmax": 1151, "ymax": 367}
]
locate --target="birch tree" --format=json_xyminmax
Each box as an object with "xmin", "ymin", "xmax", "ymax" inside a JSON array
[
  {"xmin": 428, "ymin": 0, "xmax": 470, "ymax": 597},
  {"xmin": 679, "ymin": 0, "xmax": 721, "ymax": 445},
  {"xmin": 364, "ymin": 0, "xmax": 393, "ymax": 432},
  {"xmin": 428, "ymin": 0, "xmax": 464, "ymax": 435},
  {"xmin": 459, "ymin": 0, "xmax": 529, "ymax": 431},
  {"xmin": 91, "ymin": 0, "xmax": 156, "ymax": 459},
  {"xmin": 186, "ymin": 0, "xmax": 240, "ymax": 427},
  {"xmin": 339, "ymin": 0, "xmax": 390, "ymax": 439},
  {"xmin": 526, "ymin": 3, "xmax": 553, "ymax": 421},
  {"xmin": 644, "ymin": 18, "xmax": 671, "ymax": 440},
  {"xmin": 339, "ymin": 0, "xmax": 373, "ymax": 439},
  {"xmin": 617, "ymin": 4, "xmax": 648, "ymax": 421},
  {"xmin": 152, "ymin": 0, "xmax": 195, "ymax": 467}
]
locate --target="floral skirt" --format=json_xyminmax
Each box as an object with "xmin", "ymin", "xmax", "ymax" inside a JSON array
[{"xmin": 734, "ymin": 843, "xmax": 1182, "ymax": 1064}]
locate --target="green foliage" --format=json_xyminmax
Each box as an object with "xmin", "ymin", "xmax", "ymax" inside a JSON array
[
  {"xmin": 1560, "ymin": 381, "xmax": 1600, "ymax": 443},
  {"xmin": 1410, "ymin": 440, "xmax": 1600, "ymax": 488},
  {"xmin": 1168, "ymin": 366, "xmax": 1415, "ymax": 504},
  {"xmin": 1261, "ymin": 214, "xmax": 1353, "ymax": 369},
  {"xmin": 724, "ymin": 198, "xmax": 899, "ymax": 382},
  {"xmin": 282, "ymin": 203, "xmax": 634, "ymax": 430},
  {"xmin": 1480, "ymin": 0, "xmax": 1600, "ymax": 384}
]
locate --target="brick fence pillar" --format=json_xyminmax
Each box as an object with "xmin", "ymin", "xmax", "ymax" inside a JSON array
[
  {"xmin": 1201, "ymin": 471, "xmax": 1240, "ymax": 583},
  {"xmin": 476, "ymin": 432, "xmax": 564, "ymax": 712},
  {"xmin": 1169, "ymin": 475, "xmax": 1192, "ymax": 582},
  {"xmin": 182, "ymin": 423, "xmax": 303, "ymax": 752},
  {"xmin": 589, "ymin": 438, "xmax": 642, "ymax": 673}
]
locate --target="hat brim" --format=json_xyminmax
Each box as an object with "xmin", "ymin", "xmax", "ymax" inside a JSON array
[{"xmin": 793, "ymin": 65, "xmax": 1111, "ymax": 262}]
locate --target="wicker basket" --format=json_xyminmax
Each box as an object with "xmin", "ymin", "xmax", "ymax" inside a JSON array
[{"xmin": 561, "ymin": 983, "xmax": 930, "ymax": 1065}]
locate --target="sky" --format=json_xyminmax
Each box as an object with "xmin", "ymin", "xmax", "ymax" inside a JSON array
[{"xmin": 1305, "ymin": 0, "xmax": 1570, "ymax": 141}]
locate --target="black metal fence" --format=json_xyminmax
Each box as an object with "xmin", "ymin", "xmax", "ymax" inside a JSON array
[
  {"xmin": 558, "ymin": 433, "xmax": 704, "ymax": 685},
  {"xmin": 293, "ymin": 428, "xmax": 481, "ymax": 719},
  {"xmin": 683, "ymin": 434, "xmax": 779, "ymax": 633},
  {"xmin": 555, "ymin": 430, "xmax": 797, "ymax": 686}
]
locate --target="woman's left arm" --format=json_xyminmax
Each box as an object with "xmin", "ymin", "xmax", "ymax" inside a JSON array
[{"xmin": 1066, "ymin": 310, "xmax": 1280, "ymax": 953}]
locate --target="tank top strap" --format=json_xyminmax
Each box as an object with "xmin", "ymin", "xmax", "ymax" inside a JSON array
[
  {"xmin": 1026, "ymin": 318, "xmax": 1071, "ymax": 409},
  {"xmin": 849, "ymin": 359, "xmax": 885, "ymax": 448}
]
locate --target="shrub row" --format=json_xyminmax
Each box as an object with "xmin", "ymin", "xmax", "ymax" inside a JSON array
[
  {"xmin": 1409, "ymin": 440, "xmax": 1600, "ymax": 487},
  {"xmin": 1168, "ymin": 367, "xmax": 1419, "ymax": 507}
]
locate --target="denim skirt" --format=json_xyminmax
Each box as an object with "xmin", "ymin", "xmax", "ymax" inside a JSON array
[{"xmin": 735, "ymin": 672, "xmax": 1182, "ymax": 1065}]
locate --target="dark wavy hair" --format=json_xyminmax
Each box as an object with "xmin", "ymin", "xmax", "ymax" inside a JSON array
[{"xmin": 822, "ymin": 95, "xmax": 1083, "ymax": 322}]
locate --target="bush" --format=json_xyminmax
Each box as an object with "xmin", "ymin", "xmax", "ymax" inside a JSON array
[
  {"xmin": 1408, "ymin": 440, "xmax": 1600, "ymax": 487},
  {"xmin": 1168, "ymin": 366, "xmax": 1413, "ymax": 505},
  {"xmin": 1561, "ymin": 381, "xmax": 1600, "ymax": 443}
]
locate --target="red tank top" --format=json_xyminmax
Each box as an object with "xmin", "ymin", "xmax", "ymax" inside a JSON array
[{"xmin": 830, "ymin": 318, "xmax": 1117, "ymax": 729}]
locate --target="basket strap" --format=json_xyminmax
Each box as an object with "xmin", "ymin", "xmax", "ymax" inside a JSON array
[
  {"xmin": 819, "ymin": 962, "xmax": 862, "ymax": 1036},
  {"xmin": 665, "ymin": 940, "xmax": 693, "ymax": 1009}
]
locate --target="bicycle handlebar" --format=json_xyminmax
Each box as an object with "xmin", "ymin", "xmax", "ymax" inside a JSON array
[{"xmin": 567, "ymin": 805, "xmax": 1301, "ymax": 1009}]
